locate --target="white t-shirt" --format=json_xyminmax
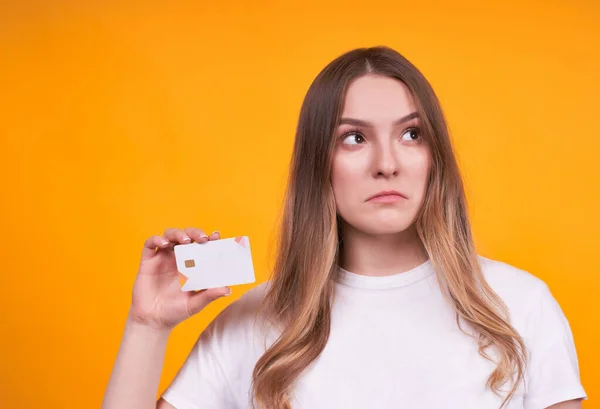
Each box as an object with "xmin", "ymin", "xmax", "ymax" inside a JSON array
[{"xmin": 161, "ymin": 255, "xmax": 587, "ymax": 409}]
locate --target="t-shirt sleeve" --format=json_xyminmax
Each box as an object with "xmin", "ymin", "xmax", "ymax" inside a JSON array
[
  {"xmin": 160, "ymin": 308, "xmax": 238, "ymax": 409},
  {"xmin": 523, "ymin": 282, "xmax": 587, "ymax": 409}
]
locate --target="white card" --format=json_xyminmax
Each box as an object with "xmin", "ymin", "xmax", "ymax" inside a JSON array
[{"xmin": 173, "ymin": 236, "xmax": 256, "ymax": 291}]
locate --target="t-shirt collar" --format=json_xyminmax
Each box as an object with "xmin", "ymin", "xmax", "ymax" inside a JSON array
[{"xmin": 335, "ymin": 258, "xmax": 434, "ymax": 290}]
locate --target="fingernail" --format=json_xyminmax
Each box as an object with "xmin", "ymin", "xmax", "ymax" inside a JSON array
[
  {"xmin": 183, "ymin": 237, "xmax": 191, "ymax": 242},
  {"xmin": 223, "ymin": 287, "xmax": 231, "ymax": 296},
  {"xmin": 200, "ymin": 235, "xmax": 209, "ymax": 239},
  {"xmin": 212, "ymin": 231, "xmax": 219, "ymax": 235},
  {"xmin": 161, "ymin": 240, "xmax": 169, "ymax": 246}
]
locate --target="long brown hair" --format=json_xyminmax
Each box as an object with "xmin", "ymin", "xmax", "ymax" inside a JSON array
[{"xmin": 251, "ymin": 46, "xmax": 526, "ymax": 409}]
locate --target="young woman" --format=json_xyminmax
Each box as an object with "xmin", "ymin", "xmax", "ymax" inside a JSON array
[{"xmin": 102, "ymin": 46, "xmax": 587, "ymax": 409}]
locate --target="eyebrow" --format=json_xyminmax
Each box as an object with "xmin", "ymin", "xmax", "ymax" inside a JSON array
[{"xmin": 338, "ymin": 111, "xmax": 420, "ymax": 127}]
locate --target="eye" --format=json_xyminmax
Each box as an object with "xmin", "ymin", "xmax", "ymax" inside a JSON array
[
  {"xmin": 401, "ymin": 127, "xmax": 421, "ymax": 141},
  {"xmin": 341, "ymin": 131, "xmax": 365, "ymax": 145}
]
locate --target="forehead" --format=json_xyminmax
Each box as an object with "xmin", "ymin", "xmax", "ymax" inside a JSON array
[{"xmin": 341, "ymin": 74, "xmax": 416, "ymax": 120}]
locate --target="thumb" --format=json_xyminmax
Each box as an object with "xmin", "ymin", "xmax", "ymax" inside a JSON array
[{"xmin": 188, "ymin": 286, "xmax": 232, "ymax": 315}]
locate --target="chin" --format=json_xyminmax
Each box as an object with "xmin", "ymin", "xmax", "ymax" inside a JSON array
[{"xmin": 351, "ymin": 215, "xmax": 416, "ymax": 236}]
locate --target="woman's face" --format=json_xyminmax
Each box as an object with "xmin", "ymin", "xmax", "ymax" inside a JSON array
[{"xmin": 331, "ymin": 74, "xmax": 432, "ymax": 236}]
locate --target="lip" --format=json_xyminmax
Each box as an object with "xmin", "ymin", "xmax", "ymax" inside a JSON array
[{"xmin": 366, "ymin": 190, "xmax": 407, "ymax": 202}]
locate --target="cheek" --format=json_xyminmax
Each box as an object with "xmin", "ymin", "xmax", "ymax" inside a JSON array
[
  {"xmin": 406, "ymin": 149, "xmax": 432, "ymax": 196},
  {"xmin": 331, "ymin": 155, "xmax": 362, "ymax": 202}
]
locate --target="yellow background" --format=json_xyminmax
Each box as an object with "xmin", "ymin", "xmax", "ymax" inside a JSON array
[{"xmin": 1, "ymin": 1, "xmax": 598, "ymax": 407}]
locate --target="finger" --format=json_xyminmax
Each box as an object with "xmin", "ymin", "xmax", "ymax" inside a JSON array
[
  {"xmin": 163, "ymin": 228, "xmax": 192, "ymax": 246},
  {"xmin": 187, "ymin": 286, "xmax": 231, "ymax": 315},
  {"xmin": 209, "ymin": 230, "xmax": 220, "ymax": 240},
  {"xmin": 184, "ymin": 227, "xmax": 210, "ymax": 243},
  {"xmin": 141, "ymin": 235, "xmax": 169, "ymax": 260}
]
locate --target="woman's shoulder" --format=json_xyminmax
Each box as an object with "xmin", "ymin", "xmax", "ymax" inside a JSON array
[
  {"xmin": 213, "ymin": 281, "xmax": 271, "ymax": 327},
  {"xmin": 476, "ymin": 255, "xmax": 558, "ymax": 325},
  {"xmin": 227, "ymin": 281, "xmax": 270, "ymax": 312},
  {"xmin": 204, "ymin": 280, "xmax": 276, "ymax": 349},
  {"xmin": 477, "ymin": 255, "xmax": 548, "ymax": 295}
]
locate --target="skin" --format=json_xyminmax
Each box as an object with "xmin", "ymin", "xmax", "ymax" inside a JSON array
[
  {"xmin": 547, "ymin": 401, "xmax": 582, "ymax": 409},
  {"xmin": 103, "ymin": 74, "xmax": 582, "ymax": 409},
  {"xmin": 332, "ymin": 74, "xmax": 431, "ymax": 277}
]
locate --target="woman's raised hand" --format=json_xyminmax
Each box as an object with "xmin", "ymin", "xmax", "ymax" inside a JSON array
[{"xmin": 128, "ymin": 227, "xmax": 231, "ymax": 331}]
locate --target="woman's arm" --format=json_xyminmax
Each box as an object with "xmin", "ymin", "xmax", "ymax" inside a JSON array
[
  {"xmin": 546, "ymin": 399, "xmax": 583, "ymax": 409},
  {"xmin": 101, "ymin": 228, "xmax": 231, "ymax": 409},
  {"xmin": 101, "ymin": 313, "xmax": 171, "ymax": 409}
]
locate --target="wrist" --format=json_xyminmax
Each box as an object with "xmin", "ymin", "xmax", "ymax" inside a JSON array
[{"xmin": 125, "ymin": 310, "xmax": 173, "ymax": 338}]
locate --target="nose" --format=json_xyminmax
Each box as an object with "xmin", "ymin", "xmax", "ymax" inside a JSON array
[{"xmin": 372, "ymin": 140, "xmax": 399, "ymax": 178}]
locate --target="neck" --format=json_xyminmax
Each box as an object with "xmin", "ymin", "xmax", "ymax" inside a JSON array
[{"xmin": 338, "ymin": 221, "xmax": 429, "ymax": 277}]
